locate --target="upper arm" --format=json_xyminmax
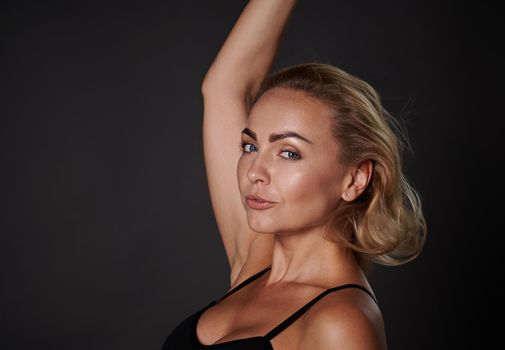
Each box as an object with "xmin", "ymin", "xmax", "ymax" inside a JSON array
[
  {"xmin": 302, "ymin": 297, "xmax": 387, "ymax": 350},
  {"xmin": 202, "ymin": 87, "xmax": 269, "ymax": 277}
]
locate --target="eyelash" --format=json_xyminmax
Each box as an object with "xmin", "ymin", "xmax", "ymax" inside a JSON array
[{"xmin": 238, "ymin": 141, "xmax": 301, "ymax": 161}]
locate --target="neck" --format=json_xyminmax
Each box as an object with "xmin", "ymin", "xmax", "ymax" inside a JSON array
[{"xmin": 263, "ymin": 225, "xmax": 364, "ymax": 288}]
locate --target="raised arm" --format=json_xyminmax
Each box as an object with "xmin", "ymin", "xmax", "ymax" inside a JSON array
[
  {"xmin": 201, "ymin": 0, "xmax": 298, "ymax": 98},
  {"xmin": 201, "ymin": 0, "xmax": 298, "ymax": 286}
]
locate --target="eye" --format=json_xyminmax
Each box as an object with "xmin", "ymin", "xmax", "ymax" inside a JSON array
[
  {"xmin": 239, "ymin": 141, "xmax": 301, "ymax": 161},
  {"xmin": 280, "ymin": 150, "xmax": 301, "ymax": 161},
  {"xmin": 238, "ymin": 141, "xmax": 257, "ymax": 154}
]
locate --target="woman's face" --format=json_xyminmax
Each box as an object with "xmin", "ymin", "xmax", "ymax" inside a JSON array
[{"xmin": 237, "ymin": 87, "xmax": 348, "ymax": 235}]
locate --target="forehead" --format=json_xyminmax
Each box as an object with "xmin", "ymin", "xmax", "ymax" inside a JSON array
[{"xmin": 248, "ymin": 88, "xmax": 333, "ymax": 139}]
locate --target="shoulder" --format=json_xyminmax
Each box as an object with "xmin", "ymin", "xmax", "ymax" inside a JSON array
[{"xmin": 299, "ymin": 287, "xmax": 387, "ymax": 350}]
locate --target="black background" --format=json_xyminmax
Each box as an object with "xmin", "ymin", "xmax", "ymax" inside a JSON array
[{"xmin": 1, "ymin": 0, "xmax": 500, "ymax": 349}]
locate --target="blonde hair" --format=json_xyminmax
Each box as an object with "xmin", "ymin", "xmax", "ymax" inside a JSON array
[{"xmin": 248, "ymin": 63, "xmax": 427, "ymax": 269}]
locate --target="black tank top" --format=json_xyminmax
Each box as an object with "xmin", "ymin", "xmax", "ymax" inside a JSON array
[{"xmin": 161, "ymin": 266, "xmax": 377, "ymax": 349}]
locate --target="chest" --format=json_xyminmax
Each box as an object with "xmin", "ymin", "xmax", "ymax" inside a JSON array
[{"xmin": 196, "ymin": 286, "xmax": 323, "ymax": 348}]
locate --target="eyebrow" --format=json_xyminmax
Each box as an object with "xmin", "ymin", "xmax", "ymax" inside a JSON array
[{"xmin": 241, "ymin": 127, "xmax": 313, "ymax": 144}]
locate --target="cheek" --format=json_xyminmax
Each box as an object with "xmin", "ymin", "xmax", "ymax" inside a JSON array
[
  {"xmin": 281, "ymin": 167, "xmax": 338, "ymax": 212},
  {"xmin": 267, "ymin": 169, "xmax": 336, "ymax": 230},
  {"xmin": 281, "ymin": 171, "xmax": 312, "ymax": 199}
]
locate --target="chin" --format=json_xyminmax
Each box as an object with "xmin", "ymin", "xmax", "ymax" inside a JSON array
[{"xmin": 246, "ymin": 216, "xmax": 278, "ymax": 234}]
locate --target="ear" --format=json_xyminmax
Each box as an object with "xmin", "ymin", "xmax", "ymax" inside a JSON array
[{"xmin": 340, "ymin": 159, "xmax": 374, "ymax": 202}]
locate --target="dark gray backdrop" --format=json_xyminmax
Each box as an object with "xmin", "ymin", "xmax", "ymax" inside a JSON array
[{"xmin": 1, "ymin": 0, "xmax": 499, "ymax": 349}]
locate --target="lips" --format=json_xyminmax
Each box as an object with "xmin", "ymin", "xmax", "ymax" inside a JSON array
[
  {"xmin": 246, "ymin": 194, "xmax": 274, "ymax": 203},
  {"xmin": 246, "ymin": 198, "xmax": 276, "ymax": 210}
]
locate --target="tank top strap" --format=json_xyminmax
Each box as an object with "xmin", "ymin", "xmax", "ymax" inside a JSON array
[
  {"xmin": 264, "ymin": 283, "xmax": 377, "ymax": 341},
  {"xmin": 216, "ymin": 265, "xmax": 272, "ymax": 302}
]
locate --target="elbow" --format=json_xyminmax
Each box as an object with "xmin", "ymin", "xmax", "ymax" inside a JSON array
[
  {"xmin": 201, "ymin": 68, "xmax": 223, "ymax": 96},
  {"xmin": 200, "ymin": 75, "xmax": 211, "ymax": 96},
  {"xmin": 201, "ymin": 76, "xmax": 223, "ymax": 97},
  {"xmin": 201, "ymin": 68, "xmax": 255, "ymax": 98},
  {"xmin": 201, "ymin": 80, "xmax": 249, "ymax": 101},
  {"xmin": 200, "ymin": 72, "xmax": 212, "ymax": 95}
]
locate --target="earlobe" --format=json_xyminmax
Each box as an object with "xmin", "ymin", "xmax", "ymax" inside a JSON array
[
  {"xmin": 343, "ymin": 191, "xmax": 354, "ymax": 202},
  {"xmin": 340, "ymin": 160, "xmax": 373, "ymax": 202}
]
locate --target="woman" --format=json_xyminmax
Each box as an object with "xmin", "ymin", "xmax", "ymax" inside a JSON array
[{"xmin": 162, "ymin": 0, "xmax": 426, "ymax": 349}]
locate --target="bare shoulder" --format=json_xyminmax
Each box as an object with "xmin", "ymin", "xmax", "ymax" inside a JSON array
[{"xmin": 299, "ymin": 287, "xmax": 387, "ymax": 350}]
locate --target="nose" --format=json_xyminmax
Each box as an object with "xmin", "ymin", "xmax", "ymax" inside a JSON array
[{"xmin": 246, "ymin": 153, "xmax": 271, "ymax": 185}]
